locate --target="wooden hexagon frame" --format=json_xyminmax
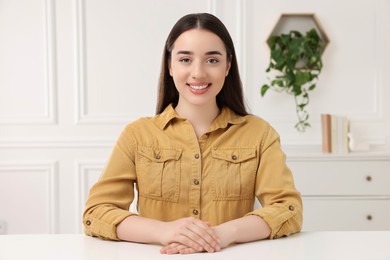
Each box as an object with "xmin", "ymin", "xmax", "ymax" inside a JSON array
[{"xmin": 267, "ymin": 13, "xmax": 330, "ymax": 54}]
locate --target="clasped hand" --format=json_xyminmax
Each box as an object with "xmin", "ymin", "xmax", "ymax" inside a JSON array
[{"xmin": 159, "ymin": 217, "xmax": 222, "ymax": 254}]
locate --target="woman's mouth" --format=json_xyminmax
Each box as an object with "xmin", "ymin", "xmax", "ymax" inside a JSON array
[
  {"xmin": 189, "ymin": 84, "xmax": 209, "ymax": 90},
  {"xmin": 187, "ymin": 83, "xmax": 211, "ymax": 94}
]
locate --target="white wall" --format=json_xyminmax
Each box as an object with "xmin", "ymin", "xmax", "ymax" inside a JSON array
[
  {"xmin": 245, "ymin": 0, "xmax": 390, "ymax": 149},
  {"xmin": 0, "ymin": 0, "xmax": 389, "ymax": 234}
]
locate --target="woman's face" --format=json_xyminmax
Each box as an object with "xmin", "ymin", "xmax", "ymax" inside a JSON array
[{"xmin": 169, "ymin": 29, "xmax": 231, "ymax": 108}]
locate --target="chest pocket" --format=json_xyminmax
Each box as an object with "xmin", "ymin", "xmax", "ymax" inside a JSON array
[
  {"xmin": 136, "ymin": 146, "xmax": 182, "ymax": 202},
  {"xmin": 211, "ymin": 147, "xmax": 257, "ymax": 200}
]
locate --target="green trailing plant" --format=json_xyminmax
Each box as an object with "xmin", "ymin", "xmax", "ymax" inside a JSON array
[{"xmin": 261, "ymin": 28, "xmax": 325, "ymax": 132}]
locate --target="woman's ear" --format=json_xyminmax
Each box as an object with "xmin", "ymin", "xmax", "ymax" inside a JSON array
[
  {"xmin": 225, "ymin": 61, "xmax": 231, "ymax": 77},
  {"xmin": 168, "ymin": 62, "xmax": 173, "ymax": 76}
]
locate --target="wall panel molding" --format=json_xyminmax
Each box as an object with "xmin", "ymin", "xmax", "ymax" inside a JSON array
[
  {"xmin": 373, "ymin": 0, "xmax": 386, "ymax": 120},
  {"xmin": 0, "ymin": 0, "xmax": 57, "ymax": 125},
  {"xmin": 73, "ymin": 0, "xmax": 154, "ymax": 124},
  {"xmin": 73, "ymin": 0, "xmax": 143, "ymax": 124},
  {"xmin": 236, "ymin": 0, "xmax": 246, "ymax": 89},
  {"xmin": 74, "ymin": 0, "xmax": 91, "ymax": 124},
  {"xmin": 0, "ymin": 161, "xmax": 59, "ymax": 233},
  {"xmin": 208, "ymin": 0, "xmax": 217, "ymax": 14},
  {"xmin": 0, "ymin": 139, "xmax": 114, "ymax": 149},
  {"xmin": 73, "ymin": 0, "xmax": 110, "ymax": 124}
]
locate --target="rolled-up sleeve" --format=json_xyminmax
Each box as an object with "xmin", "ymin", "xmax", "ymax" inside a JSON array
[
  {"xmin": 83, "ymin": 127, "xmax": 138, "ymax": 240},
  {"xmin": 245, "ymin": 126, "xmax": 303, "ymax": 239}
]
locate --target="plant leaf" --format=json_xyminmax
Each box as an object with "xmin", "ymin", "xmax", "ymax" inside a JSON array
[
  {"xmin": 295, "ymin": 72, "xmax": 311, "ymax": 86},
  {"xmin": 261, "ymin": 84, "xmax": 270, "ymax": 97},
  {"xmin": 267, "ymin": 36, "xmax": 277, "ymax": 49},
  {"xmin": 293, "ymin": 84, "xmax": 302, "ymax": 96}
]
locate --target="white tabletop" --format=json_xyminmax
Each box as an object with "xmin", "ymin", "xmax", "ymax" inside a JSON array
[{"xmin": 0, "ymin": 231, "xmax": 389, "ymax": 260}]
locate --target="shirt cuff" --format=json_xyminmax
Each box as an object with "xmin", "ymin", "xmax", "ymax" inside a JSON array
[
  {"xmin": 245, "ymin": 202, "xmax": 302, "ymax": 239},
  {"xmin": 84, "ymin": 210, "xmax": 138, "ymax": 240}
]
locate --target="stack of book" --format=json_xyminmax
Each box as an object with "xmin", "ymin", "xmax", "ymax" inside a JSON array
[{"xmin": 321, "ymin": 114, "xmax": 350, "ymax": 154}]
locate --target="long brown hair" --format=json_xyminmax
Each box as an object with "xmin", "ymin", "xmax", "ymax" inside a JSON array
[{"xmin": 156, "ymin": 13, "xmax": 248, "ymax": 116}]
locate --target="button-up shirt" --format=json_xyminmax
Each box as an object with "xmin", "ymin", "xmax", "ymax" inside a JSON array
[{"xmin": 83, "ymin": 104, "xmax": 302, "ymax": 240}]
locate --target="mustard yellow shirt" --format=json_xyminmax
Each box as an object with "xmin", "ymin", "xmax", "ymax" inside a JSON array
[{"xmin": 83, "ymin": 104, "xmax": 302, "ymax": 240}]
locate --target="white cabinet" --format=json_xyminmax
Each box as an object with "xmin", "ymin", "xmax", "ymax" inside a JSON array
[{"xmin": 287, "ymin": 154, "xmax": 390, "ymax": 231}]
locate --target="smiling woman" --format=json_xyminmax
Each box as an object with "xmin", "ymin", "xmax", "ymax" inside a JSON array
[{"xmin": 83, "ymin": 13, "xmax": 302, "ymax": 255}]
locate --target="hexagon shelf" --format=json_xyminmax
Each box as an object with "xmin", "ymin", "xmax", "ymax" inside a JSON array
[
  {"xmin": 261, "ymin": 13, "xmax": 330, "ymax": 132},
  {"xmin": 267, "ymin": 13, "xmax": 330, "ymax": 53}
]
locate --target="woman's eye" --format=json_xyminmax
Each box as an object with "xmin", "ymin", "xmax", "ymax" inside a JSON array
[
  {"xmin": 179, "ymin": 58, "xmax": 191, "ymax": 63},
  {"xmin": 207, "ymin": 58, "xmax": 219, "ymax": 64}
]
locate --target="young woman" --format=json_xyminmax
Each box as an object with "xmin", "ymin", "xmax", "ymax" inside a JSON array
[{"xmin": 83, "ymin": 13, "xmax": 302, "ymax": 254}]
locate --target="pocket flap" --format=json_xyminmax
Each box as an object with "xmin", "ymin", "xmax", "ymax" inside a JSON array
[
  {"xmin": 212, "ymin": 148, "xmax": 256, "ymax": 163},
  {"xmin": 138, "ymin": 146, "xmax": 182, "ymax": 162}
]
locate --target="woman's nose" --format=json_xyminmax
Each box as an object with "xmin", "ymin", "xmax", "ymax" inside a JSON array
[{"xmin": 191, "ymin": 62, "xmax": 206, "ymax": 79}]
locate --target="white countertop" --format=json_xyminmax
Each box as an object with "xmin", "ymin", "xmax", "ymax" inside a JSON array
[{"xmin": 1, "ymin": 231, "xmax": 389, "ymax": 260}]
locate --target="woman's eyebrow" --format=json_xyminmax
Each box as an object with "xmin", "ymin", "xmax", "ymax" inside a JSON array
[
  {"xmin": 175, "ymin": 50, "xmax": 223, "ymax": 56},
  {"xmin": 205, "ymin": 51, "xmax": 223, "ymax": 56},
  {"xmin": 176, "ymin": 50, "xmax": 192, "ymax": 55}
]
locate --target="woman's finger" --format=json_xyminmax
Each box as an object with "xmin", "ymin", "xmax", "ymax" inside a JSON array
[
  {"xmin": 161, "ymin": 242, "xmax": 195, "ymax": 254},
  {"xmin": 160, "ymin": 242, "xmax": 181, "ymax": 254},
  {"xmin": 186, "ymin": 221, "xmax": 221, "ymax": 252},
  {"xmin": 175, "ymin": 228, "xmax": 206, "ymax": 252},
  {"xmin": 192, "ymin": 220, "xmax": 221, "ymax": 243},
  {"xmin": 179, "ymin": 246, "xmax": 198, "ymax": 254}
]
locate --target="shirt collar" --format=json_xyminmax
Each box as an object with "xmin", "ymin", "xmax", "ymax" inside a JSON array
[
  {"xmin": 209, "ymin": 106, "xmax": 246, "ymax": 131},
  {"xmin": 154, "ymin": 104, "xmax": 178, "ymax": 129},
  {"xmin": 154, "ymin": 104, "xmax": 246, "ymax": 130}
]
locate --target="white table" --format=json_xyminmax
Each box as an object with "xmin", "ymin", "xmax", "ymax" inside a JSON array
[{"xmin": 0, "ymin": 231, "xmax": 389, "ymax": 260}]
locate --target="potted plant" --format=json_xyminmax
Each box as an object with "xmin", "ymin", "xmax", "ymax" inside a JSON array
[{"xmin": 261, "ymin": 28, "xmax": 325, "ymax": 132}]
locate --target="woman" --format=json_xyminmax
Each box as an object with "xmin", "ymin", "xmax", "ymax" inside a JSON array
[{"xmin": 83, "ymin": 13, "xmax": 302, "ymax": 254}]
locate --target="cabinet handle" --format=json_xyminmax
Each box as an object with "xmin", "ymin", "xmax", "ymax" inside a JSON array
[
  {"xmin": 366, "ymin": 215, "xmax": 373, "ymax": 221},
  {"xmin": 366, "ymin": 176, "xmax": 372, "ymax": 182}
]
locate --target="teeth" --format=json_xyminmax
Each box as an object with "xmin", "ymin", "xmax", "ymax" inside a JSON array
[{"xmin": 190, "ymin": 85, "xmax": 208, "ymax": 90}]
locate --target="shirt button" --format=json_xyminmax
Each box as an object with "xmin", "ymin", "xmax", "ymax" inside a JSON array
[
  {"xmin": 86, "ymin": 220, "xmax": 91, "ymax": 226},
  {"xmin": 231, "ymin": 155, "xmax": 237, "ymax": 160},
  {"xmin": 193, "ymin": 179, "xmax": 200, "ymax": 185},
  {"xmin": 192, "ymin": 209, "xmax": 199, "ymax": 215},
  {"xmin": 194, "ymin": 154, "xmax": 200, "ymax": 159},
  {"xmin": 273, "ymin": 235, "xmax": 278, "ymax": 239},
  {"xmin": 289, "ymin": 205, "xmax": 295, "ymax": 211},
  {"xmin": 155, "ymin": 155, "xmax": 161, "ymax": 160}
]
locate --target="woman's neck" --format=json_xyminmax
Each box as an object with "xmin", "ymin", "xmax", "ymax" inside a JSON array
[{"xmin": 175, "ymin": 102, "xmax": 220, "ymax": 138}]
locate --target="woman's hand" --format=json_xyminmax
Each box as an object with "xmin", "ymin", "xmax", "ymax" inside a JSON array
[
  {"xmin": 160, "ymin": 221, "xmax": 232, "ymax": 255},
  {"xmin": 160, "ymin": 215, "xmax": 271, "ymax": 254},
  {"xmin": 159, "ymin": 217, "xmax": 221, "ymax": 254}
]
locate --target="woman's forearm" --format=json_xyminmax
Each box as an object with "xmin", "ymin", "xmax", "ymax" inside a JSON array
[
  {"xmin": 117, "ymin": 215, "xmax": 163, "ymax": 243},
  {"xmin": 213, "ymin": 215, "xmax": 271, "ymax": 247}
]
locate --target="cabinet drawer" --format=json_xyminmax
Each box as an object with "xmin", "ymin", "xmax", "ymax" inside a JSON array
[
  {"xmin": 301, "ymin": 197, "xmax": 390, "ymax": 231},
  {"xmin": 288, "ymin": 161, "xmax": 390, "ymax": 196}
]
